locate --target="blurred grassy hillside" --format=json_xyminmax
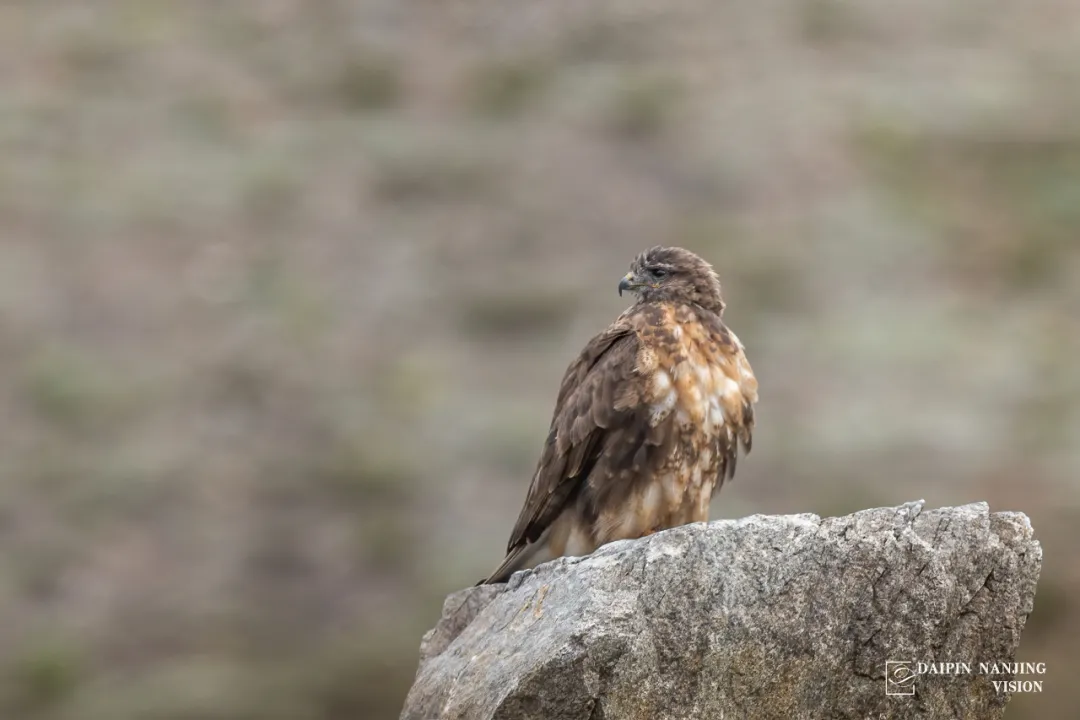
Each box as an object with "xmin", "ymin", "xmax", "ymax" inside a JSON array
[{"xmin": 0, "ymin": 1, "xmax": 1077, "ymax": 718}]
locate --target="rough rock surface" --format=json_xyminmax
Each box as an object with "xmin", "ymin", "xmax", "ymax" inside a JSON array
[{"xmin": 401, "ymin": 501, "xmax": 1041, "ymax": 720}]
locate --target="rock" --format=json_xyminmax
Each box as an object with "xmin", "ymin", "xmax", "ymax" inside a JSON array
[{"xmin": 401, "ymin": 501, "xmax": 1041, "ymax": 720}]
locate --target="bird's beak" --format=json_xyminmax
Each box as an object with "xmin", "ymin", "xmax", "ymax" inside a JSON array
[{"xmin": 618, "ymin": 272, "xmax": 637, "ymax": 296}]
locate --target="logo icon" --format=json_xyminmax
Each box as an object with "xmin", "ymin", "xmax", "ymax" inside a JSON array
[{"xmin": 886, "ymin": 661, "xmax": 917, "ymax": 696}]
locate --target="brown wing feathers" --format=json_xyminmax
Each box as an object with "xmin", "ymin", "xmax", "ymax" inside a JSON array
[
  {"xmin": 506, "ymin": 326, "xmax": 637, "ymax": 553},
  {"xmin": 477, "ymin": 326, "xmax": 641, "ymax": 584}
]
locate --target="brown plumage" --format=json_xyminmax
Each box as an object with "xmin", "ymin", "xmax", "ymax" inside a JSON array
[{"xmin": 481, "ymin": 246, "xmax": 758, "ymax": 584}]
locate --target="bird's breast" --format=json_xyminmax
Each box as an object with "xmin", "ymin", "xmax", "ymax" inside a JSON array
[
  {"xmin": 644, "ymin": 334, "xmax": 743, "ymax": 441},
  {"xmin": 593, "ymin": 308, "xmax": 758, "ymax": 545}
]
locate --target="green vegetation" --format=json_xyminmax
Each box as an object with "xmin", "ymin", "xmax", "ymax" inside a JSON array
[
  {"xmin": 329, "ymin": 51, "xmax": 404, "ymax": 112},
  {"xmin": 467, "ymin": 56, "xmax": 553, "ymax": 118},
  {"xmin": 605, "ymin": 73, "xmax": 682, "ymax": 140},
  {"xmin": 3, "ymin": 636, "xmax": 84, "ymax": 715},
  {"xmin": 856, "ymin": 120, "xmax": 1080, "ymax": 291},
  {"xmin": 457, "ymin": 289, "xmax": 580, "ymax": 340}
]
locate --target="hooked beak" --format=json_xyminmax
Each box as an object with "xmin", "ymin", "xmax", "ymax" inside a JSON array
[{"xmin": 618, "ymin": 272, "xmax": 639, "ymax": 297}]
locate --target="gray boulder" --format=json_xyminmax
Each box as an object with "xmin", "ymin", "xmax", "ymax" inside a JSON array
[{"xmin": 402, "ymin": 501, "xmax": 1041, "ymax": 720}]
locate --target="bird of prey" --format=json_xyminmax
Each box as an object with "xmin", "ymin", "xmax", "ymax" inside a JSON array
[{"xmin": 482, "ymin": 246, "xmax": 758, "ymax": 584}]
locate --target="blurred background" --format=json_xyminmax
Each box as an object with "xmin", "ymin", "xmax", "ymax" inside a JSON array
[{"xmin": 0, "ymin": 1, "xmax": 1077, "ymax": 718}]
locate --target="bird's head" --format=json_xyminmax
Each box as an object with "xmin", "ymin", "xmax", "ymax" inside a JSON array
[{"xmin": 618, "ymin": 246, "xmax": 725, "ymax": 314}]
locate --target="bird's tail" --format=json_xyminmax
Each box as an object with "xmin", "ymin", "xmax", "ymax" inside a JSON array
[
  {"xmin": 476, "ymin": 545, "xmax": 531, "ymax": 585},
  {"xmin": 476, "ymin": 533, "xmax": 555, "ymax": 585}
]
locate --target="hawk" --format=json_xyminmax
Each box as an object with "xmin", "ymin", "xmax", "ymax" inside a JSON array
[{"xmin": 482, "ymin": 246, "xmax": 758, "ymax": 584}]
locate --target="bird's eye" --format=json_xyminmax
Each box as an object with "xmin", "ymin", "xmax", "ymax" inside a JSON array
[{"xmin": 651, "ymin": 267, "xmax": 668, "ymax": 278}]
